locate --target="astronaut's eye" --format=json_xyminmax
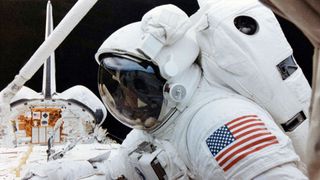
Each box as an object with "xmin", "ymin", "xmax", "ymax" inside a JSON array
[{"xmin": 234, "ymin": 16, "xmax": 258, "ymax": 35}]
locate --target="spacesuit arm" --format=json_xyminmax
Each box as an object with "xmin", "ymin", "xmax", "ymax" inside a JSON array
[
  {"xmin": 22, "ymin": 159, "xmax": 97, "ymax": 180},
  {"xmin": 253, "ymin": 162, "xmax": 308, "ymax": 180},
  {"xmin": 186, "ymin": 96, "xmax": 307, "ymax": 179},
  {"xmin": 23, "ymin": 129, "xmax": 192, "ymax": 180},
  {"xmin": 21, "ymin": 140, "xmax": 139, "ymax": 180},
  {"xmin": 21, "ymin": 147, "xmax": 139, "ymax": 180}
]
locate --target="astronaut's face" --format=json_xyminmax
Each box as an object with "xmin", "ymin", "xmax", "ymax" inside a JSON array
[{"xmin": 98, "ymin": 54, "xmax": 167, "ymax": 130}]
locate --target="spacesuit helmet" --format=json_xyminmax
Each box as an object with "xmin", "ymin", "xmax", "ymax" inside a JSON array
[{"xmin": 95, "ymin": 5, "xmax": 200, "ymax": 131}]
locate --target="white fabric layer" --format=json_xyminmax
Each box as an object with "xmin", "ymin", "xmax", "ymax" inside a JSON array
[
  {"xmin": 141, "ymin": 4, "xmax": 191, "ymax": 45},
  {"xmin": 194, "ymin": 0, "xmax": 311, "ymax": 163}
]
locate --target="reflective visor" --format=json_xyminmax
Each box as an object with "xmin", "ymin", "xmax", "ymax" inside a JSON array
[{"xmin": 98, "ymin": 54, "xmax": 166, "ymax": 130}]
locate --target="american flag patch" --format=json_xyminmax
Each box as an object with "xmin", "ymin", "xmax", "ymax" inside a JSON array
[{"xmin": 206, "ymin": 115, "xmax": 279, "ymax": 172}]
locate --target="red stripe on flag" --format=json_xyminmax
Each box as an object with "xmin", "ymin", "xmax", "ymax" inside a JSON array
[
  {"xmin": 226, "ymin": 115, "xmax": 258, "ymax": 126},
  {"xmin": 234, "ymin": 127, "xmax": 268, "ymax": 139},
  {"xmin": 228, "ymin": 119, "xmax": 261, "ymax": 130},
  {"xmin": 231, "ymin": 122, "xmax": 265, "ymax": 135},
  {"xmin": 218, "ymin": 136, "xmax": 277, "ymax": 166},
  {"xmin": 216, "ymin": 132, "xmax": 273, "ymax": 161},
  {"xmin": 222, "ymin": 141, "xmax": 279, "ymax": 172}
]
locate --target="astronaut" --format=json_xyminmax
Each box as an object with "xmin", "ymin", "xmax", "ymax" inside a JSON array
[{"xmin": 23, "ymin": 3, "xmax": 308, "ymax": 180}]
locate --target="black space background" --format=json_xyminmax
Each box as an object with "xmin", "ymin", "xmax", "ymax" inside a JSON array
[{"xmin": 0, "ymin": 0, "xmax": 314, "ymax": 142}]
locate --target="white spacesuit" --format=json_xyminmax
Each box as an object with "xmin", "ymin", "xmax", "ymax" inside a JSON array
[
  {"xmin": 23, "ymin": 3, "xmax": 308, "ymax": 180},
  {"xmin": 194, "ymin": 0, "xmax": 311, "ymax": 164}
]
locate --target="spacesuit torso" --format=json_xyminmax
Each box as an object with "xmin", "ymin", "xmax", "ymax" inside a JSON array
[{"xmin": 103, "ymin": 74, "xmax": 305, "ymax": 180}]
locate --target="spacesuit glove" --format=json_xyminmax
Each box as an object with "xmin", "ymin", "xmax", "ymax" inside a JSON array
[
  {"xmin": 22, "ymin": 159, "xmax": 96, "ymax": 180},
  {"xmin": 87, "ymin": 152, "xmax": 111, "ymax": 176}
]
